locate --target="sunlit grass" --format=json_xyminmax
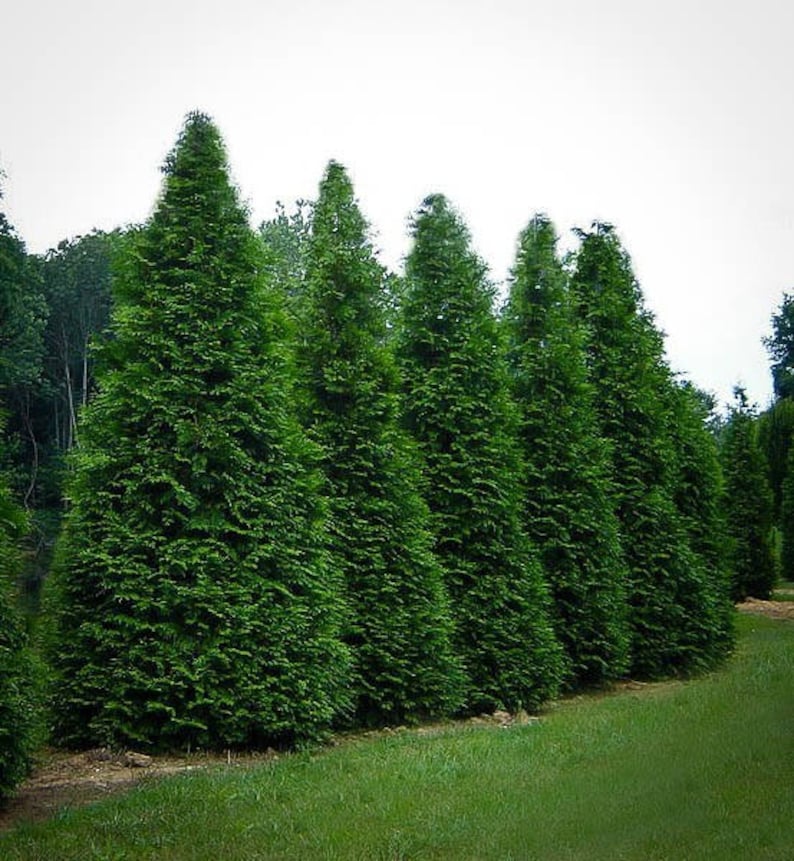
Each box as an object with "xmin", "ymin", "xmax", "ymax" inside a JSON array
[
  {"xmin": 773, "ymin": 580, "xmax": 794, "ymax": 601},
  {"xmin": 3, "ymin": 613, "xmax": 792, "ymax": 859}
]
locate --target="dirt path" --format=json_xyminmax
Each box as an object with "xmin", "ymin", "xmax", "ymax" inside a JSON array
[{"xmin": 3, "ymin": 597, "xmax": 790, "ymax": 835}]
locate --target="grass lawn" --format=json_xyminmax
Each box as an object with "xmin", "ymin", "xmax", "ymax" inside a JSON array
[{"xmin": 2, "ymin": 613, "xmax": 792, "ymax": 860}]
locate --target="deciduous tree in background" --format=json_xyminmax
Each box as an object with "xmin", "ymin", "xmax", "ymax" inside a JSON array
[
  {"xmin": 0, "ymin": 186, "xmax": 47, "ymax": 506},
  {"xmin": 48, "ymin": 112, "xmax": 350, "ymax": 750},
  {"xmin": 503, "ymin": 214, "xmax": 630, "ymax": 687},
  {"xmin": 764, "ymin": 292, "xmax": 794, "ymax": 401},
  {"xmin": 302, "ymin": 163, "xmax": 464, "ymax": 725},
  {"xmin": 397, "ymin": 195, "xmax": 564, "ymax": 713}
]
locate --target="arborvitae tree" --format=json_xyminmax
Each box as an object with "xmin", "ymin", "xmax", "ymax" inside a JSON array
[
  {"xmin": 757, "ymin": 397, "xmax": 794, "ymax": 521},
  {"xmin": 397, "ymin": 195, "xmax": 564, "ymax": 713},
  {"xmin": 666, "ymin": 382, "xmax": 734, "ymax": 652},
  {"xmin": 0, "ymin": 452, "xmax": 37, "ymax": 800},
  {"xmin": 302, "ymin": 162, "xmax": 464, "ymax": 725},
  {"xmin": 571, "ymin": 224, "xmax": 731, "ymax": 676},
  {"xmin": 720, "ymin": 388, "xmax": 777, "ymax": 599},
  {"xmin": 780, "ymin": 445, "xmax": 794, "ymax": 581},
  {"xmin": 503, "ymin": 214, "xmax": 630, "ymax": 688},
  {"xmin": 48, "ymin": 112, "xmax": 350, "ymax": 750}
]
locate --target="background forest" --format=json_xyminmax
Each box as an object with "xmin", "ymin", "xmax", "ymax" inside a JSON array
[{"xmin": 0, "ymin": 113, "xmax": 789, "ymax": 799}]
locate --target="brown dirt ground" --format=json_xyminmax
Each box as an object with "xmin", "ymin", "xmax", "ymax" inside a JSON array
[
  {"xmin": 736, "ymin": 596, "xmax": 794, "ymax": 621},
  {"xmin": 0, "ymin": 748, "xmax": 274, "ymax": 833},
  {"xmin": 2, "ymin": 597, "xmax": 791, "ymax": 834}
]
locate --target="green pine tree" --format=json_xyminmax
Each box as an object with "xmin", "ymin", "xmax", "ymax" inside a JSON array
[
  {"xmin": 780, "ymin": 445, "xmax": 794, "ymax": 581},
  {"xmin": 571, "ymin": 223, "xmax": 731, "ymax": 676},
  {"xmin": 503, "ymin": 214, "xmax": 630, "ymax": 687},
  {"xmin": 302, "ymin": 162, "xmax": 464, "ymax": 725},
  {"xmin": 720, "ymin": 388, "xmax": 777, "ymax": 599},
  {"xmin": 397, "ymin": 195, "xmax": 564, "ymax": 713},
  {"xmin": 757, "ymin": 398, "xmax": 794, "ymax": 522},
  {"xmin": 48, "ymin": 112, "xmax": 350, "ymax": 750},
  {"xmin": 666, "ymin": 382, "xmax": 734, "ymax": 655}
]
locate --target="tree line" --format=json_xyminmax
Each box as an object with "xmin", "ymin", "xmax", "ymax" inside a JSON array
[{"xmin": 0, "ymin": 111, "xmax": 784, "ymax": 798}]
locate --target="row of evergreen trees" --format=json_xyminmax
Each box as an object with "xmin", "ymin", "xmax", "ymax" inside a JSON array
[{"xmin": 0, "ymin": 111, "xmax": 751, "ymax": 793}]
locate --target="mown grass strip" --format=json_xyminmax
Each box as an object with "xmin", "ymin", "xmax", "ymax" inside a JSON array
[{"xmin": 2, "ymin": 613, "xmax": 792, "ymax": 860}]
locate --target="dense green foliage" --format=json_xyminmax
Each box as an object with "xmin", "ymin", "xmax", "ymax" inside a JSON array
[
  {"xmin": 757, "ymin": 398, "xmax": 794, "ymax": 520},
  {"xmin": 720, "ymin": 390, "xmax": 777, "ymax": 599},
  {"xmin": 47, "ymin": 113, "xmax": 350, "ymax": 750},
  {"xmin": 503, "ymin": 214, "xmax": 630, "ymax": 687},
  {"xmin": 397, "ymin": 195, "xmax": 564, "ymax": 712},
  {"xmin": 0, "ymin": 199, "xmax": 47, "ymax": 507},
  {"xmin": 0, "ymin": 467, "xmax": 37, "ymax": 800},
  {"xmin": 781, "ymin": 446, "xmax": 794, "ymax": 581},
  {"xmin": 571, "ymin": 224, "xmax": 732, "ymax": 677},
  {"xmin": 302, "ymin": 163, "xmax": 464, "ymax": 724},
  {"xmin": 0, "ymin": 195, "xmax": 42, "ymax": 798},
  {"xmin": 0, "ymin": 115, "xmax": 773, "ymax": 763}
]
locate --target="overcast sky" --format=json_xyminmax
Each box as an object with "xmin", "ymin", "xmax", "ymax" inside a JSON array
[{"xmin": 2, "ymin": 0, "xmax": 792, "ymax": 409}]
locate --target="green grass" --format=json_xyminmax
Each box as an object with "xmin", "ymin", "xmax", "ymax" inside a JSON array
[
  {"xmin": 3, "ymin": 614, "xmax": 793, "ymax": 860},
  {"xmin": 773, "ymin": 580, "xmax": 794, "ymax": 601}
]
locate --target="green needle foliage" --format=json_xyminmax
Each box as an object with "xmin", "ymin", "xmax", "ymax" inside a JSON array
[
  {"xmin": 302, "ymin": 163, "xmax": 464, "ymax": 726},
  {"xmin": 503, "ymin": 214, "xmax": 630, "ymax": 687},
  {"xmin": 397, "ymin": 195, "xmax": 564, "ymax": 713},
  {"xmin": 757, "ymin": 397, "xmax": 794, "ymax": 521},
  {"xmin": 720, "ymin": 388, "xmax": 777, "ymax": 599},
  {"xmin": 47, "ymin": 112, "xmax": 350, "ymax": 751},
  {"xmin": 0, "ymin": 470, "xmax": 38, "ymax": 800},
  {"xmin": 571, "ymin": 224, "xmax": 731, "ymax": 677},
  {"xmin": 781, "ymin": 445, "xmax": 794, "ymax": 581},
  {"xmin": 666, "ymin": 382, "xmax": 734, "ymax": 653}
]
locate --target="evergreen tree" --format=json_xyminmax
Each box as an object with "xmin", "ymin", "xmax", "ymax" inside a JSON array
[
  {"xmin": 780, "ymin": 445, "xmax": 794, "ymax": 581},
  {"xmin": 397, "ymin": 195, "xmax": 564, "ymax": 713},
  {"xmin": 48, "ymin": 112, "xmax": 350, "ymax": 750},
  {"xmin": 302, "ymin": 162, "xmax": 464, "ymax": 725},
  {"xmin": 0, "ymin": 443, "xmax": 38, "ymax": 800},
  {"xmin": 666, "ymin": 381, "xmax": 734, "ymax": 652},
  {"xmin": 571, "ymin": 224, "xmax": 731, "ymax": 676},
  {"xmin": 757, "ymin": 397, "xmax": 794, "ymax": 521},
  {"xmin": 720, "ymin": 388, "xmax": 777, "ymax": 599},
  {"xmin": 503, "ymin": 214, "xmax": 630, "ymax": 687}
]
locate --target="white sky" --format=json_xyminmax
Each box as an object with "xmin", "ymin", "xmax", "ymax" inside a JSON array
[{"xmin": 2, "ymin": 0, "xmax": 792, "ymax": 409}]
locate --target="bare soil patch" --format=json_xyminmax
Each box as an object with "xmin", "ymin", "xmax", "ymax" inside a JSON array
[
  {"xmin": 0, "ymin": 748, "xmax": 273, "ymax": 833},
  {"xmin": 736, "ymin": 597, "xmax": 794, "ymax": 621}
]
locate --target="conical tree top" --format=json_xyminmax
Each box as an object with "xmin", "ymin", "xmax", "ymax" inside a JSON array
[
  {"xmin": 507, "ymin": 213, "xmax": 567, "ymax": 340},
  {"xmin": 118, "ymin": 111, "xmax": 257, "ymax": 311}
]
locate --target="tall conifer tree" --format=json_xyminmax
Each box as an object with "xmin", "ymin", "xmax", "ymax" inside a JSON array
[
  {"xmin": 397, "ymin": 195, "xmax": 564, "ymax": 713},
  {"xmin": 48, "ymin": 113, "xmax": 350, "ymax": 750},
  {"xmin": 302, "ymin": 163, "xmax": 464, "ymax": 725},
  {"xmin": 720, "ymin": 388, "xmax": 777, "ymax": 599},
  {"xmin": 503, "ymin": 215, "xmax": 630, "ymax": 687},
  {"xmin": 571, "ymin": 224, "xmax": 730, "ymax": 676},
  {"xmin": 0, "ymin": 462, "xmax": 37, "ymax": 799}
]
